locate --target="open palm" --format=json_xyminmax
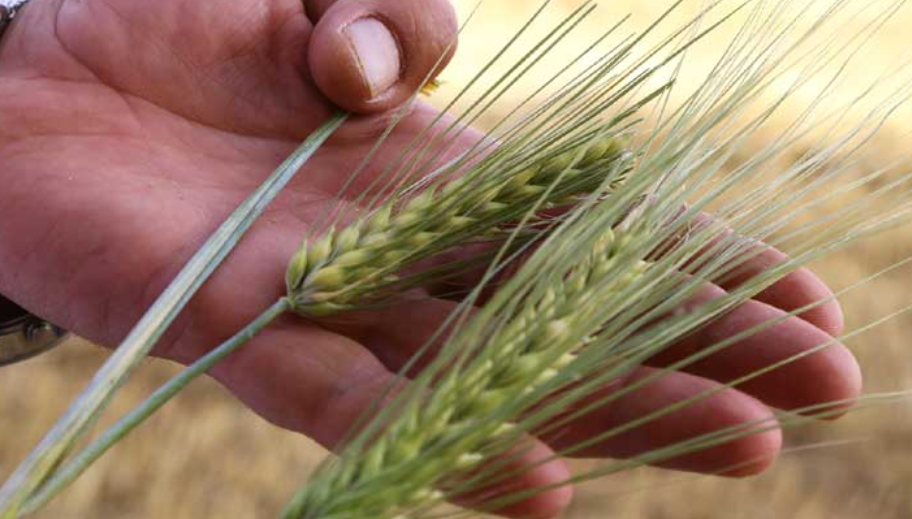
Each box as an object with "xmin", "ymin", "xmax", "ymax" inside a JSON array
[{"xmin": 0, "ymin": 1, "xmax": 862, "ymax": 517}]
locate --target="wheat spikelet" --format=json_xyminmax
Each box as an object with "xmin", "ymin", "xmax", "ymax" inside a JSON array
[
  {"xmin": 284, "ymin": 228, "xmax": 650, "ymax": 519},
  {"xmin": 285, "ymin": 136, "xmax": 631, "ymax": 316}
]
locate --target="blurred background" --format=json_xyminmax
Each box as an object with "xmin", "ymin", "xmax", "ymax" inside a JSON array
[{"xmin": 3, "ymin": 0, "xmax": 912, "ymax": 517}]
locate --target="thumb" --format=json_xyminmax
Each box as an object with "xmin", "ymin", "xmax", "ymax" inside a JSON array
[{"xmin": 307, "ymin": 0, "xmax": 458, "ymax": 113}]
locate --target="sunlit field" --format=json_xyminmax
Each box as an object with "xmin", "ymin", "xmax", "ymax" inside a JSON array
[{"xmin": 3, "ymin": 1, "xmax": 912, "ymax": 517}]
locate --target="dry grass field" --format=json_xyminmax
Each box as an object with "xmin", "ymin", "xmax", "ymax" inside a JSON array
[{"xmin": 4, "ymin": 1, "xmax": 912, "ymax": 518}]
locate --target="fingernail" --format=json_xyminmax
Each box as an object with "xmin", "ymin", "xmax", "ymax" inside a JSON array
[{"xmin": 344, "ymin": 18, "xmax": 401, "ymax": 98}]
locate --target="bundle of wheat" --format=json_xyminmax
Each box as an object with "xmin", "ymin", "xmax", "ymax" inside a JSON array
[{"xmin": 3, "ymin": 1, "xmax": 912, "ymax": 518}]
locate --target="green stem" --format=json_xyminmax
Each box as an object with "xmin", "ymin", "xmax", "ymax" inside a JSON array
[
  {"xmin": 0, "ymin": 112, "xmax": 348, "ymax": 519},
  {"xmin": 21, "ymin": 298, "xmax": 292, "ymax": 515}
]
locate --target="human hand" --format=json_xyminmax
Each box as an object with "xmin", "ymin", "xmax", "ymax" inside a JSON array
[{"xmin": 0, "ymin": 1, "xmax": 860, "ymax": 517}]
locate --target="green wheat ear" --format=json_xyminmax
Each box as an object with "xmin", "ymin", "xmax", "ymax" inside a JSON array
[
  {"xmin": 285, "ymin": 135, "xmax": 631, "ymax": 316},
  {"xmin": 282, "ymin": 227, "xmax": 651, "ymax": 519}
]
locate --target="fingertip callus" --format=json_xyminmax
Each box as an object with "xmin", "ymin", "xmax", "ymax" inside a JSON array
[{"xmin": 308, "ymin": 0, "xmax": 458, "ymax": 114}]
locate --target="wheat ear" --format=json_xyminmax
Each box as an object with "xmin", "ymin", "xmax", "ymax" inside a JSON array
[
  {"xmin": 282, "ymin": 227, "xmax": 649, "ymax": 519},
  {"xmin": 285, "ymin": 136, "xmax": 631, "ymax": 316}
]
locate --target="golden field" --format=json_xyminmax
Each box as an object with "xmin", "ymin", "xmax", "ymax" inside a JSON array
[{"xmin": 3, "ymin": 1, "xmax": 912, "ymax": 517}]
